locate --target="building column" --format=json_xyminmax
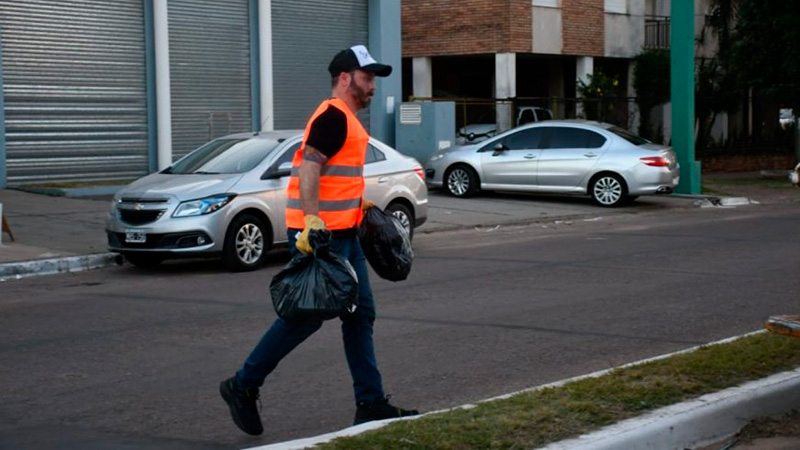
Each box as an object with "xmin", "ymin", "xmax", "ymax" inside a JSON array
[
  {"xmin": 0, "ymin": 27, "xmax": 6, "ymax": 189},
  {"xmin": 258, "ymin": 0, "xmax": 274, "ymax": 131},
  {"xmin": 153, "ymin": 0, "xmax": 173, "ymax": 169},
  {"xmin": 576, "ymin": 56, "xmax": 593, "ymax": 118},
  {"xmin": 369, "ymin": 0, "xmax": 402, "ymax": 147},
  {"xmin": 412, "ymin": 57, "xmax": 432, "ymax": 98},
  {"xmin": 495, "ymin": 52, "xmax": 516, "ymax": 132}
]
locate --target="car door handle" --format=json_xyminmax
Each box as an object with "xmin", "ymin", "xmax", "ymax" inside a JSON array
[
  {"xmin": 524, "ymin": 154, "xmax": 537, "ymax": 159},
  {"xmin": 378, "ymin": 176, "xmax": 389, "ymax": 184},
  {"xmin": 584, "ymin": 153, "xmax": 597, "ymax": 158}
]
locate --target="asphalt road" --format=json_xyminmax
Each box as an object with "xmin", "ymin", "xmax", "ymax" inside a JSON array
[{"xmin": 1, "ymin": 203, "xmax": 799, "ymax": 450}]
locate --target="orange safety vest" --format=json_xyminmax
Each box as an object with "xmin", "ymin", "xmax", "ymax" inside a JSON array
[{"xmin": 285, "ymin": 98, "xmax": 367, "ymax": 230}]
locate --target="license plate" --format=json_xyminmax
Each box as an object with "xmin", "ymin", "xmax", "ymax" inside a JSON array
[{"xmin": 125, "ymin": 229, "xmax": 146, "ymax": 243}]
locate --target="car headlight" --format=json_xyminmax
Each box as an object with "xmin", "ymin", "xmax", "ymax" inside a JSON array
[{"xmin": 173, "ymin": 194, "xmax": 236, "ymax": 218}]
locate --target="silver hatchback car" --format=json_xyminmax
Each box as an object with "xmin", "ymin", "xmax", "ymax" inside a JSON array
[
  {"xmin": 426, "ymin": 120, "xmax": 679, "ymax": 207},
  {"xmin": 106, "ymin": 131, "xmax": 428, "ymax": 271}
]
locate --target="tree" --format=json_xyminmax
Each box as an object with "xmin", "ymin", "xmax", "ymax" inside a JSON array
[
  {"xmin": 577, "ymin": 71, "xmax": 620, "ymax": 123},
  {"xmin": 728, "ymin": 0, "xmax": 800, "ymax": 112}
]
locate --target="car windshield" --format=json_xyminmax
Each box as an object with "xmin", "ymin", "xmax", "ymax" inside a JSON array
[
  {"xmin": 167, "ymin": 138, "xmax": 281, "ymax": 174},
  {"xmin": 608, "ymin": 127, "xmax": 651, "ymax": 146}
]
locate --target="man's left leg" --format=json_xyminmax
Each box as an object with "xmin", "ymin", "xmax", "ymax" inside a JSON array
[{"xmin": 337, "ymin": 235, "xmax": 419, "ymax": 424}]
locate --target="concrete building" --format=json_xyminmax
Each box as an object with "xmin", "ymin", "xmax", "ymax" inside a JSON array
[
  {"xmin": 402, "ymin": 0, "xmax": 647, "ymax": 131},
  {"xmin": 0, "ymin": 0, "xmax": 401, "ymax": 188}
]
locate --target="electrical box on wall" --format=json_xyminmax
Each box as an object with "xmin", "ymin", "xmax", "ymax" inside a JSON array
[{"xmin": 394, "ymin": 102, "xmax": 455, "ymax": 164}]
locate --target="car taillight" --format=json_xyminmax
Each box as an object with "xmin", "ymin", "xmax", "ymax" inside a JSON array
[
  {"xmin": 414, "ymin": 166, "xmax": 425, "ymax": 180},
  {"xmin": 640, "ymin": 156, "xmax": 670, "ymax": 167}
]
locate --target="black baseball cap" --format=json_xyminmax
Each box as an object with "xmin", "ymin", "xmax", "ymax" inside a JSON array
[{"xmin": 328, "ymin": 45, "xmax": 392, "ymax": 78}]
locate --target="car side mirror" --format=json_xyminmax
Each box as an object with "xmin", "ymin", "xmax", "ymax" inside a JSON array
[
  {"xmin": 261, "ymin": 162, "xmax": 292, "ymax": 180},
  {"xmin": 492, "ymin": 143, "xmax": 508, "ymax": 156}
]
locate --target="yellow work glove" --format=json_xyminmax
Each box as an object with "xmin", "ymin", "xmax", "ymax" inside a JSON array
[
  {"xmin": 362, "ymin": 199, "xmax": 376, "ymax": 211},
  {"xmin": 296, "ymin": 214, "xmax": 326, "ymax": 255}
]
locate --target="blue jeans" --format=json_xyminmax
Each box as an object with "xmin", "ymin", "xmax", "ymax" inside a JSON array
[{"xmin": 235, "ymin": 230, "xmax": 385, "ymax": 404}]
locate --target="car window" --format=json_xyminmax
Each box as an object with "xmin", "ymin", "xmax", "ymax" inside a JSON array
[
  {"xmin": 365, "ymin": 144, "xmax": 387, "ymax": 164},
  {"xmin": 495, "ymin": 128, "xmax": 547, "ymax": 150},
  {"xmin": 518, "ymin": 109, "xmax": 536, "ymax": 125},
  {"xmin": 608, "ymin": 126, "xmax": 650, "ymax": 146},
  {"xmin": 546, "ymin": 128, "xmax": 606, "ymax": 149},
  {"xmin": 271, "ymin": 141, "xmax": 301, "ymax": 169},
  {"xmin": 538, "ymin": 109, "xmax": 553, "ymax": 121},
  {"xmin": 167, "ymin": 137, "xmax": 281, "ymax": 174}
]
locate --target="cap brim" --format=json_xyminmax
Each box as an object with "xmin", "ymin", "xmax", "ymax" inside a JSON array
[{"xmin": 361, "ymin": 63, "xmax": 392, "ymax": 77}]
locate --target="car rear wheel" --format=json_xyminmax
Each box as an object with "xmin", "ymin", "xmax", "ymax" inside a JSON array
[
  {"xmin": 223, "ymin": 213, "xmax": 271, "ymax": 272},
  {"xmin": 123, "ymin": 252, "xmax": 165, "ymax": 268},
  {"xmin": 445, "ymin": 165, "xmax": 480, "ymax": 198},
  {"xmin": 590, "ymin": 173, "xmax": 627, "ymax": 207},
  {"xmin": 385, "ymin": 202, "xmax": 414, "ymax": 240}
]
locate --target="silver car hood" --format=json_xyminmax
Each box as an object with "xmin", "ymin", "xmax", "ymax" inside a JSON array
[{"xmin": 119, "ymin": 173, "xmax": 243, "ymax": 201}]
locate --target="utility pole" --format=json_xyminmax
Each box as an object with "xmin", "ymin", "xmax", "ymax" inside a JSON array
[{"xmin": 671, "ymin": 0, "xmax": 701, "ymax": 194}]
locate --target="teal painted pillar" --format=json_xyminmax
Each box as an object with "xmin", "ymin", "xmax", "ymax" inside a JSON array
[
  {"xmin": 368, "ymin": 0, "xmax": 402, "ymax": 147},
  {"xmin": 144, "ymin": 0, "xmax": 158, "ymax": 173},
  {"xmin": 249, "ymin": 0, "xmax": 261, "ymax": 132},
  {"xmin": 670, "ymin": 0, "xmax": 701, "ymax": 194},
  {"xmin": 0, "ymin": 27, "xmax": 6, "ymax": 189}
]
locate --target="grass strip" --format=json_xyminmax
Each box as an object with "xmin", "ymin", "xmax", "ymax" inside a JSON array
[{"xmin": 320, "ymin": 332, "xmax": 800, "ymax": 449}]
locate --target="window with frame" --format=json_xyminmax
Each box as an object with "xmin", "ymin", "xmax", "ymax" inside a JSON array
[
  {"xmin": 272, "ymin": 141, "xmax": 301, "ymax": 169},
  {"xmin": 365, "ymin": 144, "xmax": 387, "ymax": 164},
  {"xmin": 532, "ymin": 0, "xmax": 559, "ymax": 7},
  {"xmin": 492, "ymin": 128, "xmax": 548, "ymax": 151},
  {"xmin": 546, "ymin": 128, "xmax": 606, "ymax": 149}
]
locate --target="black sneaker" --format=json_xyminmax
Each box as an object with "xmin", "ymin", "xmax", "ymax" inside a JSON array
[
  {"xmin": 353, "ymin": 396, "xmax": 420, "ymax": 425},
  {"xmin": 219, "ymin": 377, "xmax": 263, "ymax": 435}
]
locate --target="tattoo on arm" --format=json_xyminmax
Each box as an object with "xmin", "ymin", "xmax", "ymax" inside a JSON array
[
  {"xmin": 303, "ymin": 145, "xmax": 329, "ymax": 164},
  {"xmin": 299, "ymin": 146, "xmax": 323, "ymax": 215}
]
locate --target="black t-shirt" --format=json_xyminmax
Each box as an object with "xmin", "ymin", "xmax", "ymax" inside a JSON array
[{"xmin": 304, "ymin": 104, "xmax": 347, "ymax": 159}]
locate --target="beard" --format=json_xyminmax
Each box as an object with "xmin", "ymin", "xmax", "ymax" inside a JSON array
[{"xmin": 348, "ymin": 78, "xmax": 374, "ymax": 110}]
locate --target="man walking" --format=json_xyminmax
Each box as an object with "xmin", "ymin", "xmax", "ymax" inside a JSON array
[{"xmin": 220, "ymin": 45, "xmax": 419, "ymax": 436}]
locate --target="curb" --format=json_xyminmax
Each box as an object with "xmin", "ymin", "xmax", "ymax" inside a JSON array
[
  {"xmin": 244, "ymin": 331, "xmax": 774, "ymax": 450},
  {"xmin": 538, "ymin": 368, "xmax": 800, "ymax": 450},
  {"xmin": 0, "ymin": 253, "xmax": 122, "ymax": 281}
]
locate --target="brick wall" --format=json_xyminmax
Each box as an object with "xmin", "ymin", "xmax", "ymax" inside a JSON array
[
  {"xmin": 402, "ymin": 0, "xmax": 532, "ymax": 57},
  {"xmin": 561, "ymin": 0, "xmax": 604, "ymax": 56}
]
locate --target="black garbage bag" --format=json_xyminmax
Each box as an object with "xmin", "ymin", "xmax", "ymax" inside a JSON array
[
  {"xmin": 358, "ymin": 207, "xmax": 413, "ymax": 281},
  {"xmin": 270, "ymin": 229, "xmax": 359, "ymax": 322}
]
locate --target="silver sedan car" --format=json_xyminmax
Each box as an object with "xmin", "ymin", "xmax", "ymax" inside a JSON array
[
  {"xmin": 106, "ymin": 131, "xmax": 428, "ymax": 271},
  {"xmin": 426, "ymin": 120, "xmax": 679, "ymax": 207}
]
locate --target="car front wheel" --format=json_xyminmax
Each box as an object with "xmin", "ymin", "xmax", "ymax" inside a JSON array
[
  {"xmin": 222, "ymin": 213, "xmax": 271, "ymax": 272},
  {"xmin": 590, "ymin": 173, "xmax": 627, "ymax": 207},
  {"xmin": 445, "ymin": 165, "xmax": 480, "ymax": 198}
]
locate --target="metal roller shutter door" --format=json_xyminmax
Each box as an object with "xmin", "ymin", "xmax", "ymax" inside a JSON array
[
  {"xmin": 0, "ymin": 0, "xmax": 148, "ymax": 184},
  {"xmin": 272, "ymin": 0, "xmax": 369, "ymax": 130},
  {"xmin": 168, "ymin": 0, "xmax": 252, "ymax": 159}
]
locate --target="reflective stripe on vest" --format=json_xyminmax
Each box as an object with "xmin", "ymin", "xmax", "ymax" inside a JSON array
[{"xmin": 285, "ymin": 98, "xmax": 368, "ymax": 230}]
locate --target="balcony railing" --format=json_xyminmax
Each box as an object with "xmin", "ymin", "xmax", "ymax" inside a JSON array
[{"xmin": 645, "ymin": 16, "xmax": 670, "ymax": 50}]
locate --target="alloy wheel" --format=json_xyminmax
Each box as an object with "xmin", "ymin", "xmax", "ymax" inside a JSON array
[
  {"xmin": 447, "ymin": 169, "xmax": 470, "ymax": 196},
  {"xmin": 235, "ymin": 223, "xmax": 264, "ymax": 264},
  {"xmin": 593, "ymin": 176, "xmax": 623, "ymax": 206}
]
